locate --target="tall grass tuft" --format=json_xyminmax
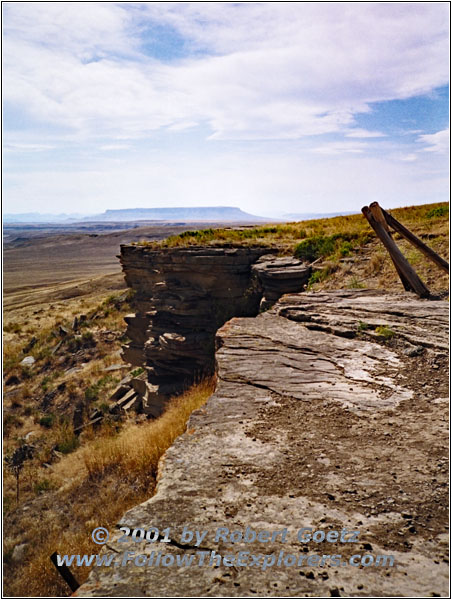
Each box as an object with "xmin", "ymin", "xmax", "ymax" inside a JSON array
[{"xmin": 83, "ymin": 378, "xmax": 215, "ymax": 482}]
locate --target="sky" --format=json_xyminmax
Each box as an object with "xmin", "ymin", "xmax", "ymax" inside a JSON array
[{"xmin": 2, "ymin": 1, "xmax": 450, "ymax": 218}]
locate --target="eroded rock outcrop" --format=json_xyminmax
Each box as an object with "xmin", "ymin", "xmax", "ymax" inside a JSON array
[
  {"xmin": 119, "ymin": 246, "xmax": 310, "ymax": 416},
  {"xmin": 78, "ymin": 290, "xmax": 448, "ymax": 597}
]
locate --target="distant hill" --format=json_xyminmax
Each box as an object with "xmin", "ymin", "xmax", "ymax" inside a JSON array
[
  {"xmin": 282, "ymin": 211, "xmax": 357, "ymax": 220},
  {"xmin": 4, "ymin": 212, "xmax": 85, "ymax": 223},
  {"xmin": 83, "ymin": 207, "xmax": 268, "ymax": 222}
]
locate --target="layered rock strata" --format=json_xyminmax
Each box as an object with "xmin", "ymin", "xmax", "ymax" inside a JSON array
[
  {"xmin": 119, "ymin": 246, "xmax": 310, "ymax": 415},
  {"xmin": 252, "ymin": 255, "xmax": 311, "ymax": 309},
  {"xmin": 78, "ymin": 290, "xmax": 448, "ymax": 597}
]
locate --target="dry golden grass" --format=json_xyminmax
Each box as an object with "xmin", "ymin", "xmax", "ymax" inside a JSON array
[
  {"xmin": 3, "ymin": 378, "xmax": 215, "ymax": 597},
  {"xmin": 83, "ymin": 378, "xmax": 215, "ymax": 481}
]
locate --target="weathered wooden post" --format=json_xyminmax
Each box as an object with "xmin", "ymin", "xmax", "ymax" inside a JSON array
[
  {"xmin": 376, "ymin": 205, "xmax": 449, "ymax": 273},
  {"xmin": 362, "ymin": 205, "xmax": 430, "ymax": 298},
  {"xmin": 368, "ymin": 203, "xmax": 413, "ymax": 292}
]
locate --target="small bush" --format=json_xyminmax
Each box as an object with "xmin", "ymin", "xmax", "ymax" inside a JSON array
[
  {"xmin": 426, "ymin": 206, "xmax": 448, "ymax": 219},
  {"xmin": 39, "ymin": 414, "xmax": 56, "ymax": 429},
  {"xmin": 375, "ymin": 325, "xmax": 395, "ymax": 339},
  {"xmin": 131, "ymin": 367, "xmax": 145, "ymax": 377},
  {"xmin": 3, "ymin": 495, "xmax": 14, "ymax": 516},
  {"xmin": 307, "ymin": 268, "xmax": 330, "ymax": 287},
  {"xmin": 339, "ymin": 241, "xmax": 354, "ymax": 256},
  {"xmin": 294, "ymin": 233, "xmax": 365, "ymax": 262},
  {"xmin": 347, "ymin": 276, "xmax": 366, "ymax": 289},
  {"xmin": 81, "ymin": 331, "xmax": 95, "ymax": 343},
  {"xmin": 56, "ymin": 433, "xmax": 79, "ymax": 455},
  {"xmin": 4, "ymin": 322, "xmax": 22, "ymax": 334},
  {"xmin": 85, "ymin": 375, "xmax": 116, "ymax": 402},
  {"xmin": 85, "ymin": 386, "xmax": 99, "ymax": 402},
  {"xmin": 67, "ymin": 337, "xmax": 82, "ymax": 352},
  {"xmin": 34, "ymin": 479, "xmax": 56, "ymax": 495},
  {"xmin": 295, "ymin": 236, "xmax": 335, "ymax": 262}
]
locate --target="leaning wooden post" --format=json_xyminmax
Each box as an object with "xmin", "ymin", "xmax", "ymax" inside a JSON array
[
  {"xmin": 368, "ymin": 203, "xmax": 413, "ymax": 292},
  {"xmin": 375, "ymin": 204, "xmax": 449, "ymax": 273},
  {"xmin": 362, "ymin": 206, "xmax": 430, "ymax": 298}
]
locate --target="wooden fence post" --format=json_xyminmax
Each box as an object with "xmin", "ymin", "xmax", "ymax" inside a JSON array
[
  {"xmin": 362, "ymin": 206, "xmax": 430, "ymax": 298},
  {"xmin": 368, "ymin": 203, "xmax": 413, "ymax": 292},
  {"xmin": 374, "ymin": 204, "xmax": 449, "ymax": 273}
]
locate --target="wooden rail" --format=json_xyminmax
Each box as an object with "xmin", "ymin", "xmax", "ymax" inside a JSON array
[
  {"xmin": 362, "ymin": 204, "xmax": 432, "ymax": 298},
  {"xmin": 376, "ymin": 204, "xmax": 449, "ymax": 273}
]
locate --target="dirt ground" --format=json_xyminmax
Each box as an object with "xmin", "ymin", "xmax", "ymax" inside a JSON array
[{"xmin": 245, "ymin": 342, "xmax": 449, "ymax": 560}]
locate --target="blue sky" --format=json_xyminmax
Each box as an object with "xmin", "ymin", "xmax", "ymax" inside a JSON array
[{"xmin": 3, "ymin": 2, "xmax": 449, "ymax": 217}]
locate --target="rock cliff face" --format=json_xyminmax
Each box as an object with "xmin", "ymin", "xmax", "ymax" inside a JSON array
[
  {"xmin": 78, "ymin": 289, "xmax": 448, "ymax": 597},
  {"xmin": 119, "ymin": 245, "xmax": 310, "ymax": 416}
]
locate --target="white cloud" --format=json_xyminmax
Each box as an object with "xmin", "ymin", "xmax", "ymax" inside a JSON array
[
  {"xmin": 3, "ymin": 2, "xmax": 449, "ymax": 141},
  {"xmin": 312, "ymin": 141, "xmax": 368, "ymax": 155},
  {"xmin": 417, "ymin": 129, "xmax": 449, "ymax": 153},
  {"xmin": 345, "ymin": 129, "xmax": 386, "ymax": 139},
  {"xmin": 3, "ymin": 142, "xmax": 55, "ymax": 152},
  {"xmin": 398, "ymin": 154, "xmax": 418, "ymax": 162},
  {"xmin": 99, "ymin": 144, "xmax": 132, "ymax": 151}
]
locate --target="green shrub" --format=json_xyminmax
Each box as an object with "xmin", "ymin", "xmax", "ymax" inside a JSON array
[
  {"xmin": 307, "ymin": 268, "xmax": 331, "ymax": 288},
  {"xmin": 56, "ymin": 429, "xmax": 79, "ymax": 454},
  {"xmin": 34, "ymin": 479, "xmax": 56, "ymax": 495},
  {"xmin": 426, "ymin": 206, "xmax": 448, "ymax": 219},
  {"xmin": 131, "ymin": 367, "xmax": 144, "ymax": 377},
  {"xmin": 85, "ymin": 375, "xmax": 116, "ymax": 402},
  {"xmin": 295, "ymin": 236, "xmax": 335, "ymax": 262},
  {"xmin": 4, "ymin": 322, "xmax": 22, "ymax": 334},
  {"xmin": 85, "ymin": 386, "xmax": 99, "ymax": 402},
  {"xmin": 66, "ymin": 337, "xmax": 82, "ymax": 352},
  {"xmin": 39, "ymin": 414, "xmax": 55, "ymax": 429},
  {"xmin": 347, "ymin": 276, "xmax": 366, "ymax": 289},
  {"xmin": 81, "ymin": 331, "xmax": 95, "ymax": 344},
  {"xmin": 375, "ymin": 325, "xmax": 395, "ymax": 339},
  {"xmin": 294, "ymin": 233, "xmax": 365, "ymax": 262},
  {"xmin": 339, "ymin": 241, "xmax": 354, "ymax": 256}
]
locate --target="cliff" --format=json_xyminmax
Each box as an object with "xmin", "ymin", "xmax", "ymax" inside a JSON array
[
  {"xmin": 78, "ymin": 288, "xmax": 448, "ymax": 597},
  {"xmin": 118, "ymin": 245, "xmax": 310, "ymax": 416}
]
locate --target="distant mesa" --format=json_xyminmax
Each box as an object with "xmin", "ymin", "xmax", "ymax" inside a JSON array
[
  {"xmin": 4, "ymin": 206, "xmax": 270, "ymax": 224},
  {"xmin": 84, "ymin": 207, "xmax": 269, "ymax": 222}
]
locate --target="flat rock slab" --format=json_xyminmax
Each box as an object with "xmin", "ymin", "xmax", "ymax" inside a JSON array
[{"xmin": 77, "ymin": 290, "xmax": 448, "ymax": 597}]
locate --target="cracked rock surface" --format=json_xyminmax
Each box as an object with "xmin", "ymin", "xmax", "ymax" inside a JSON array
[{"xmin": 77, "ymin": 290, "xmax": 448, "ymax": 597}]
